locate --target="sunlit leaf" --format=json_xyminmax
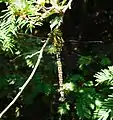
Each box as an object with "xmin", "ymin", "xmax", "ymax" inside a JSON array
[{"xmin": 58, "ymin": 102, "xmax": 70, "ymax": 115}]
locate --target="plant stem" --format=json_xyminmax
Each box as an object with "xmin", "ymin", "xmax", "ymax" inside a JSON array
[
  {"xmin": 57, "ymin": 53, "xmax": 65, "ymax": 102},
  {"xmin": 0, "ymin": 38, "xmax": 49, "ymax": 118}
]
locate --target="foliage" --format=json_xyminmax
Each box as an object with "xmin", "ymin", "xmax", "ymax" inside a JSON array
[
  {"xmin": 0, "ymin": 0, "xmax": 113, "ymax": 120},
  {"xmin": 93, "ymin": 66, "xmax": 113, "ymax": 120},
  {"xmin": 94, "ymin": 66, "xmax": 113, "ymax": 85},
  {"xmin": 58, "ymin": 102, "xmax": 70, "ymax": 115}
]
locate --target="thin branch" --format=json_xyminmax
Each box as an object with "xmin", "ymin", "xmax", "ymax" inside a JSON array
[
  {"xmin": 62, "ymin": 0, "xmax": 73, "ymax": 13},
  {"xmin": 0, "ymin": 38, "xmax": 49, "ymax": 118},
  {"xmin": 17, "ymin": 33, "xmax": 46, "ymax": 39},
  {"xmin": 10, "ymin": 51, "xmax": 40, "ymax": 62},
  {"xmin": 69, "ymin": 40, "xmax": 103, "ymax": 43}
]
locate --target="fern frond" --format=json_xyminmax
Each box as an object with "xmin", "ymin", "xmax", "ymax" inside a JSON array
[
  {"xmin": 94, "ymin": 66, "xmax": 113, "ymax": 85},
  {"xmin": 94, "ymin": 98, "xmax": 113, "ymax": 120},
  {"xmin": 76, "ymin": 87, "xmax": 97, "ymax": 119}
]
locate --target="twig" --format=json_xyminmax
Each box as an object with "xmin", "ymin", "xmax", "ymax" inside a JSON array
[
  {"xmin": 0, "ymin": 38, "xmax": 49, "ymax": 118},
  {"xmin": 10, "ymin": 51, "xmax": 40, "ymax": 62},
  {"xmin": 62, "ymin": 0, "xmax": 73, "ymax": 13},
  {"xmin": 69, "ymin": 40, "xmax": 103, "ymax": 43},
  {"xmin": 17, "ymin": 33, "xmax": 46, "ymax": 39}
]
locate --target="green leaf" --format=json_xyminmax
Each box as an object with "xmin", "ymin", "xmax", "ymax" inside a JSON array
[
  {"xmin": 100, "ymin": 57, "xmax": 111, "ymax": 66},
  {"xmin": 78, "ymin": 56, "xmax": 92, "ymax": 65},
  {"xmin": 70, "ymin": 74, "xmax": 84, "ymax": 82},
  {"xmin": 58, "ymin": 102, "xmax": 70, "ymax": 115},
  {"xmin": 94, "ymin": 66, "xmax": 113, "ymax": 85},
  {"xmin": 76, "ymin": 87, "xmax": 96, "ymax": 119},
  {"xmin": 47, "ymin": 45, "xmax": 57, "ymax": 54},
  {"xmin": 63, "ymin": 82, "xmax": 75, "ymax": 91}
]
